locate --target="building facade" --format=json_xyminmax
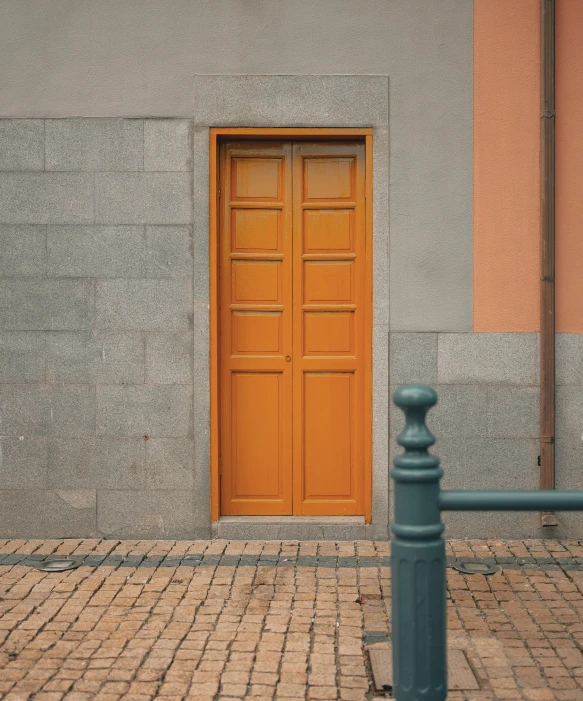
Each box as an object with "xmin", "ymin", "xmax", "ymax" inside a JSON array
[{"xmin": 0, "ymin": 0, "xmax": 581, "ymax": 540}]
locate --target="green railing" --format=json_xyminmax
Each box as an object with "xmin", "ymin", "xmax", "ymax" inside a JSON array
[{"xmin": 390, "ymin": 384, "xmax": 583, "ymax": 701}]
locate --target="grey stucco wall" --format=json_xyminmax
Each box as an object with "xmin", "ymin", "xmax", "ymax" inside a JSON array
[
  {"xmin": 0, "ymin": 0, "xmax": 474, "ymax": 332},
  {"xmin": 0, "ymin": 118, "xmax": 200, "ymax": 538}
]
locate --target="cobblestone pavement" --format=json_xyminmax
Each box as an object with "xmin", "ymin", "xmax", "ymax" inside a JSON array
[{"xmin": 1, "ymin": 539, "xmax": 583, "ymax": 701}]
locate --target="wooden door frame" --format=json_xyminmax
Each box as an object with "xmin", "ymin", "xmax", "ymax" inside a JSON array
[{"xmin": 209, "ymin": 127, "xmax": 373, "ymax": 523}]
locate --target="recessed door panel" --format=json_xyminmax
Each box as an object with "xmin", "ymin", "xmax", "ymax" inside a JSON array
[
  {"xmin": 232, "ymin": 157, "xmax": 282, "ymax": 199},
  {"xmin": 303, "ymin": 373, "xmax": 354, "ymax": 500},
  {"xmin": 231, "ymin": 311, "xmax": 282, "ymax": 355},
  {"xmin": 232, "ymin": 260, "xmax": 282, "ymax": 303},
  {"xmin": 219, "ymin": 139, "xmax": 367, "ymax": 517},
  {"xmin": 304, "ymin": 261, "xmax": 354, "ymax": 304},
  {"xmin": 304, "ymin": 312, "xmax": 354, "ymax": 356},
  {"xmin": 231, "ymin": 372, "xmax": 283, "ymax": 499},
  {"xmin": 232, "ymin": 209, "xmax": 281, "ymax": 252},
  {"xmin": 304, "ymin": 158, "xmax": 354, "ymax": 199},
  {"xmin": 304, "ymin": 209, "xmax": 353, "ymax": 252}
]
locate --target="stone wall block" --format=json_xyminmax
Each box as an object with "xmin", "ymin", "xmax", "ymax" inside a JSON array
[
  {"xmin": 97, "ymin": 489, "xmax": 194, "ymax": 539},
  {"xmin": 144, "ymin": 119, "xmax": 191, "ymax": 171},
  {"xmin": 146, "ymin": 438, "xmax": 194, "ymax": 490},
  {"xmin": 390, "ymin": 384, "xmax": 489, "ymax": 440},
  {"xmin": 192, "ymin": 127, "xmax": 210, "ymax": 303},
  {"xmin": 0, "ymin": 332, "xmax": 46, "ymax": 382},
  {"xmin": 95, "ymin": 173, "xmax": 191, "ymax": 224},
  {"xmin": 45, "ymin": 118, "xmax": 143, "ymax": 171},
  {"xmin": 95, "ymin": 280, "xmax": 191, "ymax": 331},
  {"xmin": 193, "ymin": 75, "xmax": 388, "ymax": 127},
  {"xmin": 372, "ymin": 325, "xmax": 389, "ymax": 527},
  {"xmin": 389, "ymin": 332, "xmax": 438, "ymax": 386},
  {"xmin": 0, "ymin": 120, "xmax": 44, "ymax": 171},
  {"xmin": 438, "ymin": 333, "xmax": 539, "ymax": 385},
  {"xmin": 0, "ymin": 384, "xmax": 95, "ymax": 437},
  {"xmin": 0, "ymin": 173, "xmax": 94, "ymax": 224},
  {"xmin": 556, "ymin": 386, "xmax": 583, "ymax": 440},
  {"xmin": 487, "ymin": 386, "xmax": 539, "ymax": 438},
  {"xmin": 372, "ymin": 126, "xmax": 389, "ymax": 327},
  {"xmin": 47, "ymin": 331, "xmax": 144, "ymax": 384},
  {"xmin": 145, "ymin": 226, "xmax": 192, "ymax": 279},
  {"xmin": 0, "ymin": 437, "xmax": 48, "ymax": 488},
  {"xmin": 146, "ymin": 332, "xmax": 192, "ymax": 385},
  {"xmin": 0, "ymin": 225, "xmax": 46, "ymax": 277},
  {"xmin": 48, "ymin": 437, "xmax": 145, "ymax": 490},
  {"xmin": 48, "ymin": 385, "xmax": 96, "ymax": 436},
  {"xmin": 556, "ymin": 333, "xmax": 583, "ymax": 386},
  {"xmin": 96, "ymin": 385, "xmax": 191, "ymax": 437},
  {"xmin": 0, "ymin": 489, "xmax": 96, "ymax": 538},
  {"xmin": 0, "ymin": 280, "xmax": 93, "ymax": 331},
  {"xmin": 47, "ymin": 225, "xmax": 146, "ymax": 278},
  {"xmin": 0, "ymin": 385, "xmax": 52, "ymax": 435},
  {"xmin": 554, "ymin": 438, "xmax": 583, "ymax": 535}
]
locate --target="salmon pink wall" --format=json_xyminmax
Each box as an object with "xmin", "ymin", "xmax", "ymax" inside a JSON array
[
  {"xmin": 556, "ymin": 0, "xmax": 583, "ymax": 332},
  {"xmin": 473, "ymin": 0, "xmax": 540, "ymax": 333},
  {"xmin": 474, "ymin": 0, "xmax": 583, "ymax": 333}
]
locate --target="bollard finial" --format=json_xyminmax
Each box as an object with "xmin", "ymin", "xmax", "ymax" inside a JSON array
[{"xmin": 393, "ymin": 384, "xmax": 438, "ymax": 453}]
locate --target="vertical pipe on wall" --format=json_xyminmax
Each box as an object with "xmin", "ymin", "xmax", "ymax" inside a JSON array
[{"xmin": 540, "ymin": 0, "xmax": 557, "ymax": 526}]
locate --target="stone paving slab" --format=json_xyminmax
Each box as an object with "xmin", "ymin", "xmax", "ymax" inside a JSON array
[{"xmin": 0, "ymin": 538, "xmax": 582, "ymax": 700}]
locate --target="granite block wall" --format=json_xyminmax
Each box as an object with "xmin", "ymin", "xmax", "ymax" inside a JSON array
[
  {"xmin": 554, "ymin": 334, "xmax": 583, "ymax": 536},
  {"xmin": 0, "ymin": 118, "xmax": 199, "ymax": 539},
  {"xmin": 390, "ymin": 332, "xmax": 583, "ymax": 539}
]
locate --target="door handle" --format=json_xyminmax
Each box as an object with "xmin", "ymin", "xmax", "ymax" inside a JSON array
[{"xmin": 285, "ymin": 356, "xmax": 291, "ymax": 362}]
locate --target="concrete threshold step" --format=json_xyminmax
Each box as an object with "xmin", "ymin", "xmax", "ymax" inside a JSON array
[{"xmin": 212, "ymin": 515, "xmax": 370, "ymax": 541}]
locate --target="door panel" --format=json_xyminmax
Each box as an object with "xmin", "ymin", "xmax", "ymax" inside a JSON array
[
  {"xmin": 232, "ymin": 157, "xmax": 282, "ymax": 199},
  {"xmin": 231, "ymin": 372, "xmax": 284, "ymax": 499},
  {"xmin": 303, "ymin": 209, "xmax": 354, "ymax": 252},
  {"xmin": 219, "ymin": 140, "xmax": 366, "ymax": 516},
  {"xmin": 304, "ymin": 158, "xmax": 353, "ymax": 199},
  {"xmin": 303, "ymin": 312, "xmax": 354, "ymax": 355},
  {"xmin": 303, "ymin": 372, "xmax": 354, "ymax": 500},
  {"xmin": 220, "ymin": 142, "xmax": 293, "ymax": 515},
  {"xmin": 232, "ymin": 209, "xmax": 281, "ymax": 251},
  {"xmin": 293, "ymin": 142, "xmax": 366, "ymax": 515},
  {"xmin": 303, "ymin": 261, "xmax": 354, "ymax": 303},
  {"xmin": 231, "ymin": 311, "xmax": 282, "ymax": 355},
  {"xmin": 231, "ymin": 260, "xmax": 282, "ymax": 302}
]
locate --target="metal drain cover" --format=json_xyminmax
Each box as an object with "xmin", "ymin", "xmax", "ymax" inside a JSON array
[
  {"xmin": 452, "ymin": 560, "xmax": 499, "ymax": 576},
  {"xmin": 35, "ymin": 558, "xmax": 81, "ymax": 572}
]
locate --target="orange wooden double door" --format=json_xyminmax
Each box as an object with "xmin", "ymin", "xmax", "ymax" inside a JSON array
[{"xmin": 218, "ymin": 140, "xmax": 370, "ymax": 516}]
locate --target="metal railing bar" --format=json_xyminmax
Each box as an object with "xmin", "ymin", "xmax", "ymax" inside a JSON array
[{"xmin": 439, "ymin": 490, "xmax": 583, "ymax": 511}]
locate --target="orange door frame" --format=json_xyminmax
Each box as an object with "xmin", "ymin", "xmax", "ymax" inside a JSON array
[{"xmin": 209, "ymin": 127, "xmax": 374, "ymax": 523}]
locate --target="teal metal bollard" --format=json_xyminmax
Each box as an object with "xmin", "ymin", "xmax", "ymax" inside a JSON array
[
  {"xmin": 391, "ymin": 385, "xmax": 446, "ymax": 701},
  {"xmin": 391, "ymin": 384, "xmax": 583, "ymax": 701}
]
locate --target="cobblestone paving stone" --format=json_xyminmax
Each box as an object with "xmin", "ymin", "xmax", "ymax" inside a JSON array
[{"xmin": 0, "ymin": 539, "xmax": 582, "ymax": 700}]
